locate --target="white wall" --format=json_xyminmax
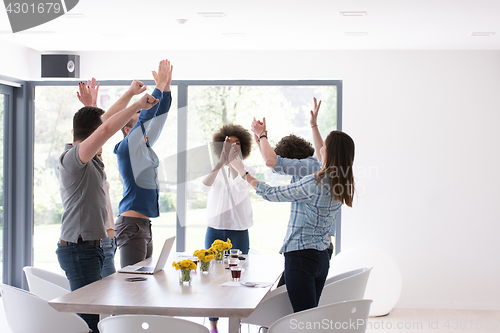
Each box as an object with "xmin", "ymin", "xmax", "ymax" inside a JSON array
[
  {"xmin": 0, "ymin": 41, "xmax": 39, "ymax": 80},
  {"xmin": 7, "ymin": 46, "xmax": 500, "ymax": 310}
]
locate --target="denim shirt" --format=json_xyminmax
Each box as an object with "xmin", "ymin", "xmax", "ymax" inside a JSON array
[{"xmin": 114, "ymin": 89, "xmax": 172, "ymax": 218}]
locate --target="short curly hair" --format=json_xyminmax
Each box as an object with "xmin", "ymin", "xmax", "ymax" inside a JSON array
[
  {"xmin": 212, "ymin": 123, "xmax": 252, "ymax": 160},
  {"xmin": 274, "ymin": 134, "xmax": 315, "ymax": 160}
]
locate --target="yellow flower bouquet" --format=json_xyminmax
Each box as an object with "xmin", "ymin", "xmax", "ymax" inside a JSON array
[
  {"xmin": 172, "ymin": 259, "xmax": 197, "ymax": 284},
  {"xmin": 210, "ymin": 238, "xmax": 232, "ymax": 262},
  {"xmin": 193, "ymin": 249, "xmax": 216, "ymax": 273}
]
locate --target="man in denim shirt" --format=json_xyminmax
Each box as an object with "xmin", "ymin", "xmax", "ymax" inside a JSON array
[{"xmin": 114, "ymin": 59, "xmax": 173, "ymax": 268}]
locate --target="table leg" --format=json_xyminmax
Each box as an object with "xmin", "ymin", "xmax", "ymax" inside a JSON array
[{"xmin": 228, "ymin": 317, "xmax": 241, "ymax": 333}]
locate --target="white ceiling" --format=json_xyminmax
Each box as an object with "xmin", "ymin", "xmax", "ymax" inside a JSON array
[{"xmin": 1, "ymin": 0, "xmax": 500, "ymax": 52}]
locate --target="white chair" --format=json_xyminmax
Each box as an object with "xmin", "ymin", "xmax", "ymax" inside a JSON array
[
  {"xmin": 23, "ymin": 266, "xmax": 70, "ymax": 290},
  {"xmin": 98, "ymin": 314, "xmax": 209, "ymax": 333},
  {"xmin": 318, "ymin": 266, "xmax": 372, "ymax": 306},
  {"xmin": 0, "ymin": 283, "xmax": 90, "ymax": 333},
  {"xmin": 242, "ymin": 267, "xmax": 372, "ymax": 330},
  {"xmin": 23, "ymin": 266, "xmax": 70, "ymax": 300},
  {"xmin": 241, "ymin": 285, "xmax": 293, "ymax": 328},
  {"xmin": 268, "ymin": 299, "xmax": 373, "ymax": 333}
]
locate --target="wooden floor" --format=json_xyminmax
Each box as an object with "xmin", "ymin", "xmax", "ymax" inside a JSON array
[{"xmin": 1, "ymin": 299, "xmax": 499, "ymax": 333}]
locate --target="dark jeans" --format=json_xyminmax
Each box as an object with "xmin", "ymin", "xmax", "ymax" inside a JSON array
[
  {"xmin": 102, "ymin": 237, "xmax": 117, "ymax": 278},
  {"xmin": 205, "ymin": 227, "xmax": 249, "ymax": 322},
  {"xmin": 277, "ymin": 242, "xmax": 333, "ymax": 287},
  {"xmin": 115, "ymin": 216, "xmax": 153, "ymax": 268},
  {"xmin": 205, "ymin": 227, "xmax": 249, "ymax": 255},
  {"xmin": 284, "ymin": 248, "xmax": 330, "ymax": 313},
  {"xmin": 56, "ymin": 242, "xmax": 104, "ymax": 333}
]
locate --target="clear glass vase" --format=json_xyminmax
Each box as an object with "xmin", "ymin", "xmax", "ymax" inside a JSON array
[
  {"xmin": 215, "ymin": 250, "xmax": 224, "ymax": 263},
  {"xmin": 200, "ymin": 260, "xmax": 211, "ymax": 273},
  {"xmin": 179, "ymin": 268, "xmax": 192, "ymax": 285}
]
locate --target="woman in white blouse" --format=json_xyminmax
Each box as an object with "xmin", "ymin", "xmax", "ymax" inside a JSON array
[
  {"xmin": 200, "ymin": 124, "xmax": 254, "ymax": 333},
  {"xmin": 200, "ymin": 124, "xmax": 254, "ymax": 254}
]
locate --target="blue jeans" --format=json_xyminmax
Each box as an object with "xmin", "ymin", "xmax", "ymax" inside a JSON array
[
  {"xmin": 56, "ymin": 242, "xmax": 104, "ymax": 333},
  {"xmin": 102, "ymin": 237, "xmax": 117, "ymax": 278},
  {"xmin": 284, "ymin": 249, "xmax": 330, "ymax": 313},
  {"xmin": 206, "ymin": 227, "xmax": 249, "ymax": 322},
  {"xmin": 205, "ymin": 227, "xmax": 249, "ymax": 255}
]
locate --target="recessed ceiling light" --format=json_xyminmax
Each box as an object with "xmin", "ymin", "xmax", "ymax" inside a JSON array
[
  {"xmin": 340, "ymin": 11, "xmax": 367, "ymax": 17},
  {"xmin": 470, "ymin": 32, "xmax": 495, "ymax": 37},
  {"xmin": 345, "ymin": 32, "xmax": 368, "ymax": 36},
  {"xmin": 176, "ymin": 19, "xmax": 188, "ymax": 25},
  {"xmin": 64, "ymin": 13, "xmax": 86, "ymax": 19},
  {"xmin": 198, "ymin": 12, "xmax": 226, "ymax": 18},
  {"xmin": 222, "ymin": 33, "xmax": 247, "ymax": 38}
]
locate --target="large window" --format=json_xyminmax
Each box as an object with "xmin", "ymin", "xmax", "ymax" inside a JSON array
[
  {"xmin": 32, "ymin": 81, "xmax": 340, "ymax": 272},
  {"xmin": 185, "ymin": 85, "xmax": 338, "ymax": 253},
  {"xmin": 33, "ymin": 84, "xmax": 178, "ymax": 271}
]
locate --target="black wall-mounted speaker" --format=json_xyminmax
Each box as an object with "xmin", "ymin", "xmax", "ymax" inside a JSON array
[{"xmin": 41, "ymin": 54, "xmax": 80, "ymax": 78}]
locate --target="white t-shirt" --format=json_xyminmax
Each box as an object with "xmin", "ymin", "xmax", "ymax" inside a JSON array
[{"xmin": 200, "ymin": 165, "xmax": 254, "ymax": 230}]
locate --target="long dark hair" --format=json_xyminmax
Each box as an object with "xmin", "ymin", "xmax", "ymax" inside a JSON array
[{"xmin": 315, "ymin": 131, "xmax": 355, "ymax": 206}]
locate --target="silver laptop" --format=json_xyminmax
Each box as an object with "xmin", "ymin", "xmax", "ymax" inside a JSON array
[{"xmin": 118, "ymin": 236, "xmax": 175, "ymax": 274}]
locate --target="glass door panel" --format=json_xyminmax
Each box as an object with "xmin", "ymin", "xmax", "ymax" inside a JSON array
[
  {"xmin": 186, "ymin": 85, "xmax": 337, "ymax": 254},
  {"xmin": 33, "ymin": 85, "xmax": 178, "ymax": 272}
]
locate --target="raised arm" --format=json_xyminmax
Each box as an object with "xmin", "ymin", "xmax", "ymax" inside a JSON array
[
  {"xmin": 228, "ymin": 143, "xmax": 259, "ymax": 190},
  {"xmin": 202, "ymin": 137, "xmax": 230, "ymax": 188},
  {"xmin": 310, "ymin": 97, "xmax": 324, "ymax": 161},
  {"xmin": 142, "ymin": 59, "xmax": 174, "ymax": 146},
  {"xmin": 101, "ymin": 79, "xmax": 147, "ymax": 123},
  {"xmin": 252, "ymin": 117, "xmax": 277, "ymax": 169},
  {"xmin": 78, "ymin": 94, "xmax": 159, "ymax": 164}
]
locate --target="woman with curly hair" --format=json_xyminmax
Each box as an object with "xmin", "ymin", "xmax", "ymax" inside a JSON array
[{"xmin": 199, "ymin": 123, "xmax": 253, "ymax": 333}]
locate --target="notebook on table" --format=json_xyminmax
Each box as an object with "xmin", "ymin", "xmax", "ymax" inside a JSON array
[{"xmin": 118, "ymin": 236, "xmax": 175, "ymax": 275}]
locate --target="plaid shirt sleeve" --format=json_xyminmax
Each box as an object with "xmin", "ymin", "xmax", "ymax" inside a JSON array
[{"xmin": 256, "ymin": 174, "xmax": 319, "ymax": 203}]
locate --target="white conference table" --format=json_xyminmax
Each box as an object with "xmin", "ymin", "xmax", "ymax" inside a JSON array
[{"xmin": 49, "ymin": 253, "xmax": 284, "ymax": 333}]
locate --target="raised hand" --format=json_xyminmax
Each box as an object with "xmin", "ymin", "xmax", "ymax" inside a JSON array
[
  {"xmin": 137, "ymin": 93, "xmax": 159, "ymax": 110},
  {"xmin": 77, "ymin": 78, "xmax": 100, "ymax": 107},
  {"xmin": 251, "ymin": 117, "xmax": 266, "ymax": 136},
  {"xmin": 152, "ymin": 59, "xmax": 169, "ymax": 91},
  {"xmin": 77, "ymin": 81, "xmax": 93, "ymax": 106},
  {"xmin": 217, "ymin": 136, "xmax": 231, "ymax": 167},
  {"xmin": 127, "ymin": 80, "xmax": 147, "ymax": 96},
  {"xmin": 310, "ymin": 97, "xmax": 322, "ymax": 127},
  {"xmin": 165, "ymin": 59, "xmax": 173, "ymax": 92},
  {"xmin": 87, "ymin": 77, "xmax": 100, "ymax": 106},
  {"xmin": 228, "ymin": 143, "xmax": 245, "ymax": 174}
]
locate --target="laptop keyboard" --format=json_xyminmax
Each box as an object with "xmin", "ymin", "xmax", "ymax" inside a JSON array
[{"xmin": 136, "ymin": 266, "xmax": 154, "ymax": 273}]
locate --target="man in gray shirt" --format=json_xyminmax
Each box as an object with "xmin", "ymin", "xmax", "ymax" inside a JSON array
[{"xmin": 56, "ymin": 82, "xmax": 157, "ymax": 333}]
